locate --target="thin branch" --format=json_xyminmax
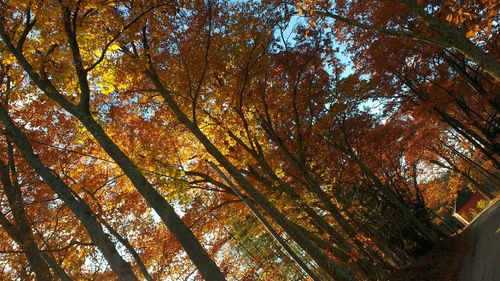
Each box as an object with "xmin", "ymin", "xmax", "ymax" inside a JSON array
[
  {"xmin": 315, "ymin": 10, "xmax": 450, "ymax": 47},
  {"xmin": 0, "ymin": 240, "xmax": 93, "ymax": 254},
  {"xmin": 86, "ymin": 4, "xmax": 166, "ymax": 72}
]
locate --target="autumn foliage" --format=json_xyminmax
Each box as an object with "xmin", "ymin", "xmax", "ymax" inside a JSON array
[{"xmin": 0, "ymin": 0, "xmax": 498, "ymax": 280}]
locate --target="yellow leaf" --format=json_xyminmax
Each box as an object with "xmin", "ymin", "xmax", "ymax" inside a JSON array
[
  {"xmin": 2, "ymin": 54, "xmax": 15, "ymax": 65},
  {"xmin": 108, "ymin": 44, "xmax": 120, "ymax": 52}
]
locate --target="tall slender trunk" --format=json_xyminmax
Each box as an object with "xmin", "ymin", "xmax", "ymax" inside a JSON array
[
  {"xmin": 40, "ymin": 253, "xmax": 72, "ymax": 281},
  {"xmin": 334, "ymin": 188, "xmax": 409, "ymax": 267},
  {"xmin": 0, "ymin": 213, "xmax": 52, "ymax": 281},
  {"xmin": 0, "ymin": 156, "xmax": 53, "ymax": 280},
  {"xmin": 147, "ymin": 70, "xmax": 355, "ymax": 281},
  {"xmin": 239, "ymin": 132, "xmax": 393, "ymax": 275},
  {"xmin": 0, "ymin": 26, "xmax": 226, "ymax": 281},
  {"xmin": 296, "ymin": 165, "xmax": 389, "ymax": 274},
  {"xmin": 0, "ymin": 106, "xmax": 138, "ymax": 281},
  {"xmin": 252, "ymin": 124, "xmax": 387, "ymax": 274},
  {"xmin": 404, "ymin": 80, "xmax": 499, "ymax": 168},
  {"xmin": 209, "ymin": 162, "xmax": 323, "ymax": 281},
  {"xmin": 235, "ymin": 136, "xmax": 352, "ymax": 252},
  {"xmin": 445, "ymin": 143, "xmax": 500, "ymax": 186},
  {"xmin": 247, "ymin": 167, "xmax": 352, "ymax": 254},
  {"xmin": 3, "ymin": 141, "xmax": 72, "ymax": 281},
  {"xmin": 401, "ymin": 0, "xmax": 500, "ymax": 81},
  {"xmin": 332, "ymin": 137, "xmax": 441, "ymax": 245},
  {"xmin": 229, "ymin": 132, "xmax": 353, "ymax": 255},
  {"xmin": 436, "ymin": 109, "xmax": 498, "ymax": 158},
  {"xmin": 74, "ymin": 112, "xmax": 225, "ymax": 281},
  {"xmin": 432, "ymin": 152, "xmax": 493, "ymax": 199},
  {"xmin": 100, "ymin": 219, "xmax": 153, "ymax": 281}
]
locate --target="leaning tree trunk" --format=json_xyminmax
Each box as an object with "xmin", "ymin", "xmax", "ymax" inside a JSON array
[
  {"xmin": 0, "ymin": 27, "xmax": 226, "ymax": 281},
  {"xmin": 0, "ymin": 107, "xmax": 139, "ymax": 281},
  {"xmin": 209, "ymin": 162, "xmax": 323, "ymax": 281},
  {"xmin": 0, "ymin": 155, "xmax": 54, "ymax": 280},
  {"xmin": 400, "ymin": 0, "xmax": 500, "ymax": 81},
  {"xmin": 147, "ymin": 69, "xmax": 355, "ymax": 281}
]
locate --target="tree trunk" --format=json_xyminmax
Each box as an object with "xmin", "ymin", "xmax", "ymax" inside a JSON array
[
  {"xmin": 101, "ymin": 219, "xmax": 154, "ymax": 281},
  {"xmin": 0, "ymin": 26, "xmax": 225, "ymax": 281},
  {"xmin": 40, "ymin": 253, "xmax": 72, "ymax": 281},
  {"xmin": 228, "ymin": 131, "xmax": 356, "ymax": 258},
  {"xmin": 0, "ymin": 107, "xmax": 138, "ymax": 281},
  {"xmin": 74, "ymin": 111, "xmax": 226, "ymax": 281},
  {"xmin": 436, "ymin": 109, "xmax": 500, "ymax": 167},
  {"xmin": 0, "ymin": 157, "xmax": 53, "ymax": 280},
  {"xmin": 0, "ymin": 213, "xmax": 53, "ymax": 281},
  {"xmin": 147, "ymin": 70, "xmax": 355, "ymax": 281},
  {"xmin": 209, "ymin": 162, "xmax": 323, "ymax": 281},
  {"xmin": 401, "ymin": 0, "xmax": 500, "ymax": 81},
  {"xmin": 335, "ymin": 138, "xmax": 441, "ymax": 245}
]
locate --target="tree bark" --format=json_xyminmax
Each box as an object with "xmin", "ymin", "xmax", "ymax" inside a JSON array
[
  {"xmin": 400, "ymin": 0, "xmax": 500, "ymax": 81},
  {"xmin": 0, "ymin": 106, "xmax": 138, "ymax": 281},
  {"xmin": 331, "ymin": 135, "xmax": 441, "ymax": 245},
  {"xmin": 75, "ymin": 112, "xmax": 226, "ymax": 281},
  {"xmin": 0, "ymin": 156, "xmax": 53, "ymax": 281},
  {"xmin": 100, "ymin": 218, "xmax": 154, "ymax": 281},
  {"xmin": 0, "ymin": 24, "xmax": 226, "ymax": 281},
  {"xmin": 147, "ymin": 70, "xmax": 355, "ymax": 281},
  {"xmin": 209, "ymin": 162, "xmax": 323, "ymax": 281},
  {"xmin": 0, "ymin": 212, "xmax": 53, "ymax": 281}
]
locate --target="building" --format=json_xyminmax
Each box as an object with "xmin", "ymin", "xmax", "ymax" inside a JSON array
[{"xmin": 452, "ymin": 189, "xmax": 486, "ymax": 225}]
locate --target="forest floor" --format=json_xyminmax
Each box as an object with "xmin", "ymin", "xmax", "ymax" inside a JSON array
[{"xmin": 389, "ymin": 199, "xmax": 500, "ymax": 281}]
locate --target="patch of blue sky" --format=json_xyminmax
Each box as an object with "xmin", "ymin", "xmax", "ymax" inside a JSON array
[
  {"xmin": 273, "ymin": 14, "xmax": 354, "ymax": 77},
  {"xmin": 274, "ymin": 13, "xmax": 392, "ymax": 121}
]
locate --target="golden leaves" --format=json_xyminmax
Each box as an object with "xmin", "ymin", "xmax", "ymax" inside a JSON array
[
  {"xmin": 96, "ymin": 67, "xmax": 117, "ymax": 95},
  {"xmin": 1, "ymin": 53, "xmax": 15, "ymax": 66},
  {"xmin": 441, "ymin": 0, "xmax": 498, "ymax": 39},
  {"xmin": 465, "ymin": 27, "xmax": 478, "ymax": 38}
]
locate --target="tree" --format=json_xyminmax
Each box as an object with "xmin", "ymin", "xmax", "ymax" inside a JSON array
[
  {"xmin": 0, "ymin": 1, "xmax": 225, "ymax": 279},
  {"xmin": 0, "ymin": 0, "xmax": 497, "ymax": 279},
  {"xmin": 294, "ymin": 0, "xmax": 500, "ymax": 80}
]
